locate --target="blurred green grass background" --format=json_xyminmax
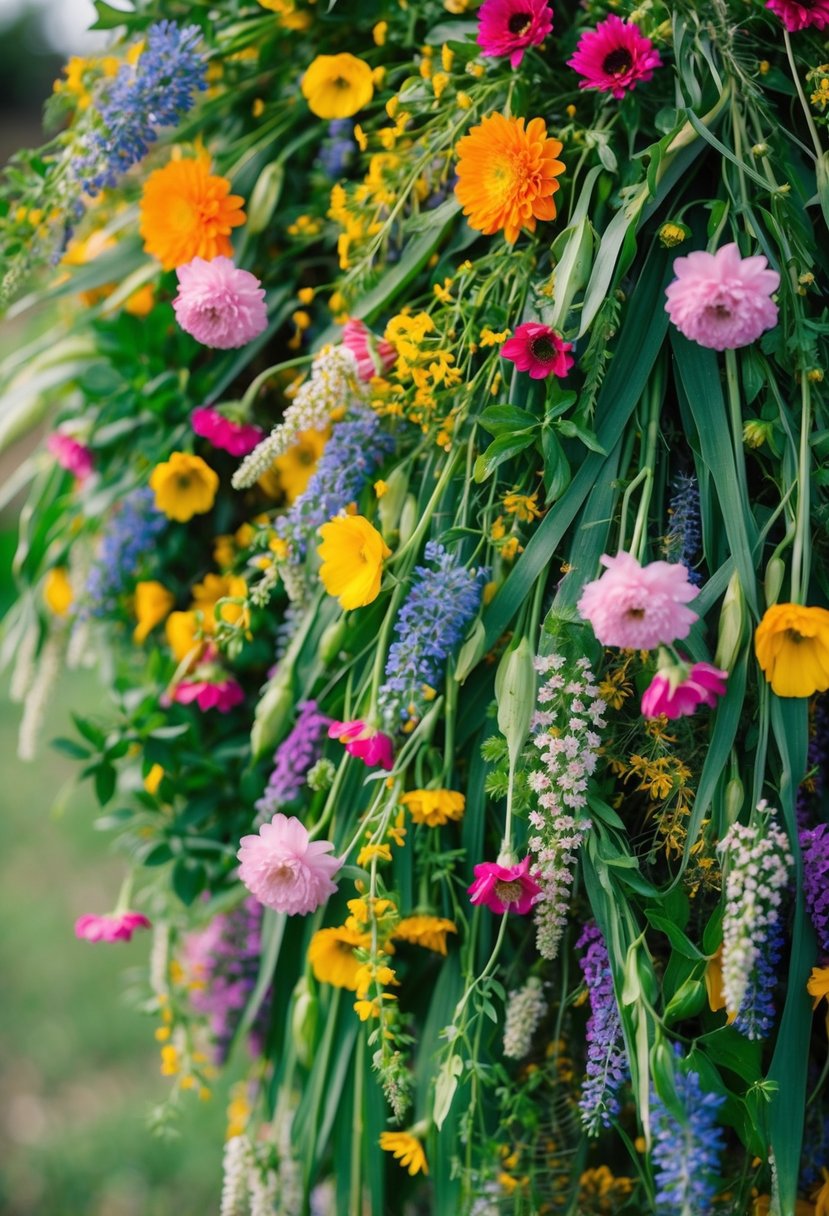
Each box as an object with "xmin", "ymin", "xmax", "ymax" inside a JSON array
[{"xmin": 0, "ymin": 527, "xmax": 232, "ymax": 1215}]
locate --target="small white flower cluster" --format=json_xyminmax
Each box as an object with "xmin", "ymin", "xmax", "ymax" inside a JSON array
[
  {"xmin": 719, "ymin": 805, "xmax": 793, "ymax": 1019},
  {"xmin": 528, "ymin": 653, "xmax": 606, "ymax": 960},
  {"xmin": 219, "ymin": 1133, "xmax": 283, "ymax": 1216},
  {"xmin": 231, "ymin": 345, "xmax": 365, "ymax": 489},
  {"xmin": 503, "ymin": 976, "xmax": 547, "ymax": 1059},
  {"xmin": 17, "ymin": 633, "xmax": 64, "ymax": 762}
]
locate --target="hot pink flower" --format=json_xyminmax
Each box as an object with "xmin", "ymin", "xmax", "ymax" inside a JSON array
[
  {"xmin": 577, "ymin": 552, "xmax": 699, "ymax": 649},
  {"xmin": 641, "ymin": 658, "xmax": 728, "ymax": 720},
  {"xmin": 75, "ymin": 911, "xmax": 151, "ymax": 942},
  {"xmin": 568, "ymin": 14, "xmax": 662, "ymax": 99},
  {"xmin": 47, "ymin": 432, "xmax": 94, "ymax": 481},
  {"xmin": 191, "ymin": 405, "xmax": 264, "ymax": 457},
  {"xmin": 500, "ymin": 322, "xmax": 574, "ymax": 379},
  {"xmin": 341, "ymin": 319, "xmax": 397, "ymax": 382},
  {"xmin": 172, "ymin": 676, "xmax": 244, "ymax": 713},
  {"xmin": 468, "ymin": 856, "xmax": 542, "ymax": 915},
  {"xmin": 766, "ymin": 0, "xmax": 829, "ymax": 30},
  {"xmin": 665, "ymin": 243, "xmax": 780, "ymax": 351},
  {"xmin": 173, "ymin": 256, "xmax": 268, "ymax": 349},
  {"xmin": 237, "ymin": 813, "xmax": 343, "ymax": 915},
  {"xmin": 477, "ymin": 0, "xmax": 554, "ymax": 69},
  {"xmin": 328, "ymin": 719, "xmax": 395, "ymax": 770}
]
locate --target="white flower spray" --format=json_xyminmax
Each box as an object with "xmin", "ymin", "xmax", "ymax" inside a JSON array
[{"xmin": 502, "ymin": 976, "xmax": 547, "ymax": 1059}]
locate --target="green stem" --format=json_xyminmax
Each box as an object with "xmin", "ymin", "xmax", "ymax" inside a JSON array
[
  {"xmin": 350, "ymin": 1033, "xmax": 364, "ymax": 1216},
  {"xmin": 791, "ymin": 375, "xmax": 812, "ymax": 604},
  {"xmin": 724, "ymin": 348, "xmax": 752, "ymax": 515},
  {"xmin": 784, "ymin": 29, "xmax": 824, "ymax": 162},
  {"xmin": 239, "ymin": 354, "xmax": 314, "ymax": 411}
]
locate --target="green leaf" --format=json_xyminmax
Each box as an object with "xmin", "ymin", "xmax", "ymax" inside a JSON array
[
  {"xmin": 473, "ymin": 430, "xmax": 536, "ymax": 482},
  {"xmin": 555, "ymin": 418, "xmax": 606, "ymax": 454},
  {"xmin": 51, "ymin": 737, "xmax": 92, "ymax": 760},
  {"xmin": 91, "ymin": 1, "xmax": 136, "ymax": 30},
  {"xmin": 353, "ymin": 200, "xmax": 460, "ymax": 324},
  {"xmin": 645, "ymin": 911, "xmax": 705, "ymax": 960},
  {"xmin": 541, "ymin": 426, "xmax": 570, "ymax": 503},
  {"xmin": 94, "ymin": 765, "xmax": 116, "ymax": 806},
  {"xmin": 477, "ymin": 404, "xmax": 539, "ymax": 435}
]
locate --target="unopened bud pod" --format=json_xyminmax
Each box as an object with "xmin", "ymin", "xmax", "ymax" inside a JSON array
[
  {"xmin": 664, "ymin": 977, "xmax": 706, "ymax": 1025},
  {"xmin": 246, "ymin": 162, "xmax": 284, "ymax": 235},
  {"xmin": 723, "ymin": 775, "xmax": 744, "ymax": 826},
  {"xmin": 454, "ymin": 618, "xmax": 486, "ymax": 684},
  {"xmin": 250, "ymin": 665, "xmax": 294, "ymax": 759},
  {"xmin": 378, "ymin": 465, "xmax": 409, "ymax": 540},
  {"xmin": 548, "ymin": 216, "xmax": 595, "ymax": 329},
  {"xmin": 495, "ymin": 637, "xmax": 536, "ymax": 768},
  {"xmin": 291, "ymin": 976, "xmax": 318, "ymax": 1068},
  {"xmin": 318, "ymin": 616, "xmax": 347, "ymax": 666},
  {"xmin": 398, "ymin": 494, "xmax": 418, "ymax": 547},
  {"xmin": 764, "ymin": 555, "xmax": 785, "ymax": 609},
  {"xmin": 714, "ymin": 571, "xmax": 745, "ymax": 671}
]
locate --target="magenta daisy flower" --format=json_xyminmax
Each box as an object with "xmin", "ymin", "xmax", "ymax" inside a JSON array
[
  {"xmin": 476, "ymin": 0, "xmax": 554, "ymax": 68},
  {"xmin": 765, "ymin": 0, "xmax": 829, "ymax": 30},
  {"xmin": 500, "ymin": 322, "xmax": 573, "ymax": 379},
  {"xmin": 665, "ymin": 243, "xmax": 779, "ymax": 351},
  {"xmin": 468, "ymin": 856, "xmax": 542, "ymax": 915},
  {"xmin": 568, "ymin": 14, "xmax": 662, "ymax": 99}
]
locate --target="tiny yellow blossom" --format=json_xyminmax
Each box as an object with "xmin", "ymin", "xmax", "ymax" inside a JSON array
[
  {"xmin": 144, "ymin": 764, "xmax": 165, "ymax": 797},
  {"xmin": 43, "ymin": 567, "xmax": 74, "ymax": 616},
  {"xmin": 373, "ymin": 20, "xmax": 388, "ymax": 45}
]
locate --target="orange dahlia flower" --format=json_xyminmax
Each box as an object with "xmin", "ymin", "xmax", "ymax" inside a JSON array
[
  {"xmin": 139, "ymin": 152, "xmax": 246, "ymax": 270},
  {"xmin": 454, "ymin": 113, "xmax": 565, "ymax": 244},
  {"xmin": 754, "ymin": 602, "xmax": 829, "ymax": 698}
]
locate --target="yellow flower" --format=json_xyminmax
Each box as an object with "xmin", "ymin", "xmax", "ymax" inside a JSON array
[
  {"xmin": 150, "ymin": 452, "xmax": 219, "ymax": 522},
  {"xmin": 808, "ymin": 966, "xmax": 829, "ymax": 1008},
  {"xmin": 354, "ymin": 998, "xmax": 381, "ymax": 1020},
  {"xmin": 139, "ymin": 152, "xmax": 246, "ymax": 271},
  {"xmin": 373, "ymin": 20, "xmax": 388, "ymax": 45},
  {"xmin": 354, "ymin": 961, "xmax": 397, "ymax": 999},
  {"xmin": 301, "ymin": 53, "xmax": 374, "ymax": 120},
  {"xmin": 357, "ymin": 843, "xmax": 393, "ymax": 867},
  {"xmin": 503, "ymin": 490, "xmax": 542, "ymax": 522},
  {"xmin": 43, "ymin": 567, "xmax": 73, "ymax": 616},
  {"xmin": 318, "ymin": 514, "xmax": 391, "ymax": 610},
  {"xmin": 225, "ymin": 1081, "xmax": 251, "ymax": 1138},
  {"xmin": 124, "ymin": 283, "xmax": 156, "ymax": 318},
  {"xmin": 165, "ymin": 610, "xmax": 204, "ymax": 664},
  {"xmin": 308, "ymin": 925, "xmax": 371, "ymax": 990},
  {"xmin": 144, "ymin": 764, "xmax": 165, "ymax": 796},
  {"xmin": 400, "ymin": 788, "xmax": 465, "ymax": 827},
  {"xmin": 133, "ymin": 580, "xmax": 175, "ymax": 643},
  {"xmin": 191, "ymin": 573, "xmax": 247, "ymax": 630},
  {"xmin": 394, "ymin": 916, "xmax": 457, "ymax": 955},
  {"xmin": 379, "ymin": 1131, "xmax": 429, "ymax": 1177},
  {"xmin": 273, "ymin": 428, "xmax": 328, "ymax": 503},
  {"xmin": 755, "ymin": 603, "xmax": 829, "ymax": 698}
]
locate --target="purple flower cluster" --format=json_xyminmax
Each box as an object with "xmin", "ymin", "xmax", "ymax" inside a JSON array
[
  {"xmin": 77, "ymin": 22, "xmax": 206, "ymax": 195},
  {"xmin": 651, "ymin": 1067, "xmax": 725, "ymax": 1215},
  {"xmin": 664, "ymin": 473, "xmax": 702, "ymax": 585},
  {"xmin": 379, "ymin": 542, "xmax": 487, "ymax": 729},
  {"xmin": 796, "ymin": 694, "xmax": 829, "ymax": 831},
  {"xmin": 575, "ymin": 922, "xmax": 628, "ymax": 1135},
  {"xmin": 255, "ymin": 700, "xmax": 330, "ymax": 824},
  {"xmin": 183, "ymin": 896, "xmax": 271, "ymax": 1064},
  {"xmin": 800, "ymin": 823, "xmax": 829, "ymax": 954},
  {"xmin": 734, "ymin": 917, "xmax": 784, "ymax": 1040},
  {"xmin": 84, "ymin": 487, "xmax": 165, "ymax": 617},
  {"xmin": 275, "ymin": 410, "xmax": 392, "ymax": 560}
]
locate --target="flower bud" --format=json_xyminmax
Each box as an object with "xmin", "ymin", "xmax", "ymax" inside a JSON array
[
  {"xmin": 398, "ymin": 494, "xmax": 418, "ymax": 547},
  {"xmin": 250, "ymin": 665, "xmax": 294, "ymax": 758},
  {"xmin": 723, "ymin": 776, "xmax": 744, "ymax": 826},
  {"xmin": 454, "ymin": 618, "xmax": 487, "ymax": 685},
  {"xmin": 291, "ymin": 975, "xmax": 318, "ymax": 1068},
  {"xmin": 495, "ymin": 638, "xmax": 536, "ymax": 767},
  {"xmin": 714, "ymin": 571, "xmax": 745, "ymax": 671},
  {"xmin": 246, "ymin": 162, "xmax": 285, "ymax": 235},
  {"xmin": 318, "ymin": 616, "xmax": 347, "ymax": 666},
  {"xmin": 548, "ymin": 216, "xmax": 594, "ymax": 329},
  {"xmin": 378, "ymin": 465, "xmax": 410, "ymax": 540},
  {"xmin": 663, "ymin": 977, "xmax": 706, "ymax": 1024},
  {"xmin": 764, "ymin": 555, "xmax": 786, "ymax": 608}
]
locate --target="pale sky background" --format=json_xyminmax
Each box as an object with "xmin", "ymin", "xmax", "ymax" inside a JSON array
[{"xmin": 0, "ymin": 0, "xmax": 107, "ymax": 52}]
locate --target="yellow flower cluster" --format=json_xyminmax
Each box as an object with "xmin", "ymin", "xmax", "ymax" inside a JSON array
[
  {"xmin": 375, "ymin": 311, "xmax": 462, "ymax": 430},
  {"xmin": 165, "ymin": 571, "xmax": 248, "ymax": 663}
]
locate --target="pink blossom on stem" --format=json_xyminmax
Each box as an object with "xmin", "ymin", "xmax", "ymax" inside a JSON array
[
  {"xmin": 641, "ymin": 659, "xmax": 728, "ymax": 719},
  {"xmin": 328, "ymin": 719, "xmax": 394, "ymax": 770},
  {"xmin": 500, "ymin": 322, "xmax": 574, "ymax": 379},
  {"xmin": 173, "ymin": 256, "xmax": 268, "ymax": 349},
  {"xmin": 468, "ymin": 856, "xmax": 542, "ymax": 915},
  {"xmin": 577, "ymin": 552, "xmax": 698, "ymax": 649},
  {"xmin": 568, "ymin": 14, "xmax": 662, "ymax": 99},
  {"xmin": 476, "ymin": 0, "xmax": 554, "ymax": 69},
  {"xmin": 237, "ymin": 813, "xmax": 343, "ymax": 915},
  {"xmin": 766, "ymin": 0, "xmax": 829, "ymax": 31},
  {"xmin": 75, "ymin": 911, "xmax": 151, "ymax": 942},
  {"xmin": 192, "ymin": 405, "xmax": 264, "ymax": 457},
  {"xmin": 341, "ymin": 319, "xmax": 397, "ymax": 381},
  {"xmin": 173, "ymin": 676, "xmax": 245, "ymax": 713},
  {"xmin": 665, "ymin": 243, "xmax": 779, "ymax": 351},
  {"xmin": 47, "ymin": 432, "xmax": 94, "ymax": 481}
]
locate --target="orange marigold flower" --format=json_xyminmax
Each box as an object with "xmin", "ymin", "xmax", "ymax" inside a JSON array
[
  {"xmin": 139, "ymin": 152, "xmax": 246, "ymax": 270},
  {"xmin": 454, "ymin": 113, "xmax": 565, "ymax": 244},
  {"xmin": 754, "ymin": 603, "xmax": 829, "ymax": 698}
]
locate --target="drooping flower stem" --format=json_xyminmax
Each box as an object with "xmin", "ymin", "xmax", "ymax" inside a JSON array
[{"xmin": 784, "ymin": 29, "xmax": 825, "ymax": 162}]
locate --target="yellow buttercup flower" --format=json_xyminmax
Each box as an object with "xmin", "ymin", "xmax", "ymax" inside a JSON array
[
  {"xmin": 308, "ymin": 925, "xmax": 371, "ymax": 990},
  {"xmin": 400, "ymin": 788, "xmax": 465, "ymax": 827},
  {"xmin": 318, "ymin": 514, "xmax": 391, "ymax": 610},
  {"xmin": 43, "ymin": 567, "xmax": 73, "ymax": 616},
  {"xmin": 133, "ymin": 580, "xmax": 175, "ymax": 643},
  {"xmin": 379, "ymin": 1131, "xmax": 429, "ymax": 1177},
  {"xmin": 502, "ymin": 490, "xmax": 542, "ymax": 522},
  {"xmin": 754, "ymin": 603, "xmax": 829, "ymax": 698},
  {"xmin": 301, "ymin": 53, "xmax": 374, "ymax": 120},
  {"xmin": 143, "ymin": 764, "xmax": 165, "ymax": 796},
  {"xmin": 394, "ymin": 916, "xmax": 457, "ymax": 955},
  {"xmin": 150, "ymin": 452, "xmax": 219, "ymax": 522},
  {"xmin": 165, "ymin": 610, "xmax": 204, "ymax": 663}
]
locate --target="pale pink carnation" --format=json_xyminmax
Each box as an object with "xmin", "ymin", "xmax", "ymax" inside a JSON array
[
  {"xmin": 237, "ymin": 813, "xmax": 343, "ymax": 915},
  {"xmin": 173, "ymin": 676, "xmax": 244, "ymax": 713},
  {"xmin": 477, "ymin": 0, "xmax": 554, "ymax": 69},
  {"xmin": 468, "ymin": 856, "xmax": 542, "ymax": 915},
  {"xmin": 47, "ymin": 432, "xmax": 94, "ymax": 481},
  {"xmin": 173, "ymin": 256, "xmax": 268, "ymax": 349},
  {"xmin": 665, "ymin": 243, "xmax": 779, "ymax": 351},
  {"xmin": 75, "ymin": 911, "xmax": 151, "ymax": 942},
  {"xmin": 641, "ymin": 659, "xmax": 728, "ymax": 719},
  {"xmin": 192, "ymin": 405, "xmax": 264, "ymax": 457},
  {"xmin": 328, "ymin": 719, "xmax": 394, "ymax": 770},
  {"xmin": 577, "ymin": 552, "xmax": 699, "ymax": 649},
  {"xmin": 568, "ymin": 14, "xmax": 661, "ymax": 99},
  {"xmin": 766, "ymin": 0, "xmax": 829, "ymax": 30},
  {"xmin": 341, "ymin": 319, "xmax": 397, "ymax": 381}
]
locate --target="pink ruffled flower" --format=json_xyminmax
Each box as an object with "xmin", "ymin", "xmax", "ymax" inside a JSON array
[
  {"xmin": 477, "ymin": 0, "xmax": 554, "ymax": 69},
  {"xmin": 577, "ymin": 552, "xmax": 699, "ymax": 649},
  {"xmin": 766, "ymin": 0, "xmax": 829, "ymax": 30},
  {"xmin": 468, "ymin": 856, "xmax": 542, "ymax": 915},
  {"xmin": 173, "ymin": 256, "xmax": 268, "ymax": 349},
  {"xmin": 237, "ymin": 813, "xmax": 343, "ymax": 915},
  {"xmin": 500, "ymin": 322, "xmax": 574, "ymax": 379},
  {"xmin": 47, "ymin": 432, "xmax": 94, "ymax": 481},
  {"xmin": 75, "ymin": 911, "xmax": 151, "ymax": 943},
  {"xmin": 341, "ymin": 319, "xmax": 397, "ymax": 381},
  {"xmin": 328, "ymin": 719, "xmax": 395, "ymax": 770},
  {"xmin": 191, "ymin": 405, "xmax": 264, "ymax": 457},
  {"xmin": 172, "ymin": 676, "xmax": 245, "ymax": 714},
  {"xmin": 665, "ymin": 243, "xmax": 780, "ymax": 351},
  {"xmin": 568, "ymin": 14, "xmax": 662, "ymax": 99},
  {"xmin": 641, "ymin": 658, "xmax": 728, "ymax": 720}
]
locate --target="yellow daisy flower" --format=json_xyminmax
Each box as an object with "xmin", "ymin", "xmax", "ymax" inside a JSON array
[
  {"xmin": 318, "ymin": 514, "xmax": 391, "ymax": 610},
  {"xmin": 393, "ymin": 916, "xmax": 457, "ymax": 956},
  {"xmin": 379, "ymin": 1131, "xmax": 429, "ymax": 1176},
  {"xmin": 308, "ymin": 925, "xmax": 370, "ymax": 990},
  {"xmin": 400, "ymin": 788, "xmax": 465, "ymax": 827},
  {"xmin": 149, "ymin": 452, "xmax": 219, "ymax": 522}
]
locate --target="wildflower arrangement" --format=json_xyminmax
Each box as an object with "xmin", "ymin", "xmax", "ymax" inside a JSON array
[{"xmin": 4, "ymin": 0, "xmax": 829, "ymax": 1211}]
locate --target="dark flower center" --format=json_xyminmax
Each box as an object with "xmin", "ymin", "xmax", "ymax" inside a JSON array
[
  {"xmin": 625, "ymin": 606, "xmax": 646, "ymax": 620},
  {"xmin": 508, "ymin": 11, "xmax": 533, "ymax": 34},
  {"xmin": 333, "ymin": 75, "xmax": 350, "ymax": 90},
  {"xmin": 494, "ymin": 878, "xmax": 523, "ymax": 905},
  {"xmin": 603, "ymin": 48, "xmax": 633, "ymax": 76},
  {"xmin": 176, "ymin": 475, "xmax": 192, "ymax": 491},
  {"xmin": 705, "ymin": 303, "xmax": 733, "ymax": 319},
  {"xmin": 785, "ymin": 628, "xmax": 806, "ymax": 644},
  {"xmin": 529, "ymin": 335, "xmax": 556, "ymax": 362}
]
